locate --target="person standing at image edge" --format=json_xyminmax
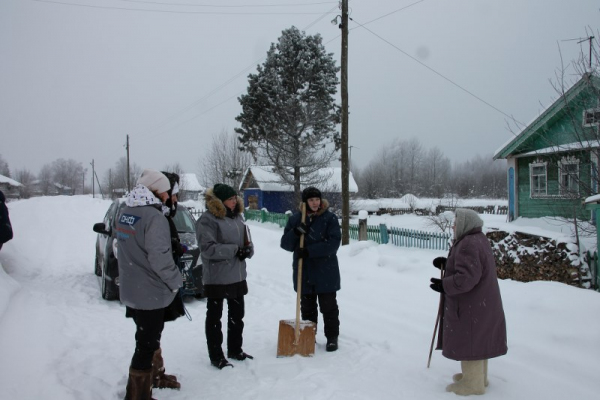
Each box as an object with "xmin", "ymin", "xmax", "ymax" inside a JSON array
[
  {"xmin": 0, "ymin": 190, "xmax": 13, "ymax": 251},
  {"xmin": 430, "ymin": 208, "xmax": 507, "ymax": 396},
  {"xmin": 280, "ymin": 187, "xmax": 341, "ymax": 352},
  {"xmin": 196, "ymin": 183, "xmax": 254, "ymax": 369}
]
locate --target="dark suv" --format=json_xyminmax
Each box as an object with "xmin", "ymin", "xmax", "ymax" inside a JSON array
[{"xmin": 92, "ymin": 199, "xmax": 203, "ymax": 300}]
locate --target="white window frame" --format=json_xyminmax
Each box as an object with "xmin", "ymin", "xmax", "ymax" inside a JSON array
[
  {"xmin": 530, "ymin": 161, "xmax": 547, "ymax": 197},
  {"xmin": 558, "ymin": 156, "xmax": 580, "ymax": 195},
  {"xmin": 583, "ymin": 108, "xmax": 600, "ymax": 127}
]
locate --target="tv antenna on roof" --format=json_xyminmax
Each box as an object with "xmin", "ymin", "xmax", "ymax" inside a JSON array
[{"xmin": 562, "ymin": 36, "xmax": 595, "ymax": 70}]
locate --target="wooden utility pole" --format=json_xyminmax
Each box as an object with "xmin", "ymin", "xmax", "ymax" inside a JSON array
[
  {"xmin": 126, "ymin": 135, "xmax": 131, "ymax": 192},
  {"xmin": 90, "ymin": 159, "xmax": 95, "ymax": 198},
  {"xmin": 341, "ymin": 0, "xmax": 350, "ymax": 245}
]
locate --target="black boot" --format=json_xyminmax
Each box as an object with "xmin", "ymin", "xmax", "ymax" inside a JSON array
[
  {"xmin": 326, "ymin": 337, "xmax": 338, "ymax": 352},
  {"xmin": 227, "ymin": 351, "xmax": 254, "ymax": 361},
  {"xmin": 211, "ymin": 358, "xmax": 233, "ymax": 369}
]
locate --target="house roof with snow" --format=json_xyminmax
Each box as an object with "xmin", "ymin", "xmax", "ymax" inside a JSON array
[
  {"xmin": 494, "ymin": 73, "xmax": 600, "ymax": 160},
  {"xmin": 0, "ymin": 174, "xmax": 22, "ymax": 187},
  {"xmin": 181, "ymin": 173, "xmax": 205, "ymax": 192},
  {"xmin": 239, "ymin": 165, "xmax": 358, "ymax": 193}
]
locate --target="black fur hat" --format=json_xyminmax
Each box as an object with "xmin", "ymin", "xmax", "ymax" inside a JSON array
[
  {"xmin": 302, "ymin": 187, "xmax": 321, "ymax": 203},
  {"xmin": 160, "ymin": 171, "xmax": 180, "ymax": 193}
]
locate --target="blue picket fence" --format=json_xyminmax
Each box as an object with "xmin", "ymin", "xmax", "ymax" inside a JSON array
[
  {"xmin": 245, "ymin": 210, "xmax": 450, "ymax": 250},
  {"xmin": 245, "ymin": 209, "xmax": 289, "ymax": 229},
  {"xmin": 388, "ymin": 226, "xmax": 450, "ymax": 250}
]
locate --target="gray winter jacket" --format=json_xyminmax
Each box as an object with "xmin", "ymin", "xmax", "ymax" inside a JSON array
[
  {"xmin": 116, "ymin": 187, "xmax": 183, "ymax": 310},
  {"xmin": 196, "ymin": 188, "xmax": 253, "ymax": 286}
]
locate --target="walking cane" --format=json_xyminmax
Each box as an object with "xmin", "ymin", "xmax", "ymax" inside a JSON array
[{"xmin": 427, "ymin": 261, "xmax": 445, "ymax": 368}]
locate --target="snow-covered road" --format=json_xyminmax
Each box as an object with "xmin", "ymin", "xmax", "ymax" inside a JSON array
[{"xmin": 0, "ymin": 196, "xmax": 599, "ymax": 400}]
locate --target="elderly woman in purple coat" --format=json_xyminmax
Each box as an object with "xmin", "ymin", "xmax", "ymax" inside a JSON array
[{"xmin": 430, "ymin": 208, "xmax": 507, "ymax": 396}]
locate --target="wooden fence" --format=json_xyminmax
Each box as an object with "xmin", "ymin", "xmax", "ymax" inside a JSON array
[
  {"xmin": 244, "ymin": 209, "xmax": 289, "ymax": 228},
  {"xmin": 349, "ymin": 223, "xmax": 451, "ymax": 250},
  {"xmin": 246, "ymin": 209, "xmax": 451, "ymax": 251},
  {"xmin": 388, "ymin": 227, "xmax": 451, "ymax": 250},
  {"xmin": 187, "ymin": 208, "xmax": 203, "ymax": 219},
  {"xmin": 371, "ymin": 205, "xmax": 508, "ymax": 216}
]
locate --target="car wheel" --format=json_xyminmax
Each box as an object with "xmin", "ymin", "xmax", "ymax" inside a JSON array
[
  {"xmin": 94, "ymin": 250, "xmax": 102, "ymax": 276},
  {"xmin": 101, "ymin": 265, "xmax": 119, "ymax": 301}
]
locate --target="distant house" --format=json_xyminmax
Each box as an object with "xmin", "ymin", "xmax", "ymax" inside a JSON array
[
  {"xmin": 29, "ymin": 180, "xmax": 72, "ymax": 197},
  {"xmin": 0, "ymin": 174, "xmax": 22, "ymax": 199},
  {"xmin": 494, "ymin": 73, "xmax": 600, "ymax": 221},
  {"xmin": 180, "ymin": 173, "xmax": 205, "ymax": 201},
  {"xmin": 238, "ymin": 165, "xmax": 359, "ymax": 214}
]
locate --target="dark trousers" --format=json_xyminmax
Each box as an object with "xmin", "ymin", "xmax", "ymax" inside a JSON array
[
  {"xmin": 129, "ymin": 308, "xmax": 165, "ymax": 370},
  {"xmin": 300, "ymin": 292, "xmax": 339, "ymax": 339},
  {"xmin": 205, "ymin": 296, "xmax": 245, "ymax": 361}
]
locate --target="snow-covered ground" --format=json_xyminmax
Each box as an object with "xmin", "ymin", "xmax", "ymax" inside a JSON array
[{"xmin": 0, "ymin": 196, "xmax": 599, "ymax": 400}]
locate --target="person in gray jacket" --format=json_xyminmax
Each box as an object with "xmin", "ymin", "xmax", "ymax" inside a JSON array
[
  {"xmin": 116, "ymin": 169, "xmax": 183, "ymax": 400},
  {"xmin": 430, "ymin": 208, "xmax": 507, "ymax": 396},
  {"xmin": 196, "ymin": 183, "xmax": 254, "ymax": 369}
]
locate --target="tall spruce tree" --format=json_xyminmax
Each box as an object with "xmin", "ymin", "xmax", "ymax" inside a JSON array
[{"xmin": 235, "ymin": 26, "xmax": 341, "ymax": 199}]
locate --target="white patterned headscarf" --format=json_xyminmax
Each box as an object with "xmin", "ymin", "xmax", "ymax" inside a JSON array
[{"xmin": 125, "ymin": 184, "xmax": 162, "ymax": 207}]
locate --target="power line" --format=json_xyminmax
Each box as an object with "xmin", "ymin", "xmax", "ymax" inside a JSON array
[
  {"xmin": 139, "ymin": 4, "xmax": 339, "ymax": 138},
  {"xmin": 32, "ymin": 0, "xmax": 338, "ymax": 14},
  {"xmin": 349, "ymin": 17, "xmax": 525, "ymax": 128},
  {"xmin": 119, "ymin": 0, "xmax": 338, "ymax": 7},
  {"xmin": 357, "ymin": 0, "xmax": 425, "ymax": 26},
  {"xmin": 323, "ymin": 0, "xmax": 425, "ymax": 45}
]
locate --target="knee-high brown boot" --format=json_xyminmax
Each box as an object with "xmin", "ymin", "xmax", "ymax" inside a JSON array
[
  {"xmin": 124, "ymin": 367, "xmax": 155, "ymax": 400},
  {"xmin": 152, "ymin": 348, "xmax": 181, "ymax": 389}
]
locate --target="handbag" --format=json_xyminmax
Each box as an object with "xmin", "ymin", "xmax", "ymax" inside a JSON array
[{"xmin": 163, "ymin": 291, "xmax": 185, "ymax": 322}]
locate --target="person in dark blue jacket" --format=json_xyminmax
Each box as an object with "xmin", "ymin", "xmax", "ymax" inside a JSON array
[
  {"xmin": 280, "ymin": 187, "xmax": 341, "ymax": 352},
  {"xmin": 0, "ymin": 190, "xmax": 13, "ymax": 251}
]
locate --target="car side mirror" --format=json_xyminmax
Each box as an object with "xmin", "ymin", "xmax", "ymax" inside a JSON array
[{"xmin": 93, "ymin": 222, "xmax": 110, "ymax": 236}]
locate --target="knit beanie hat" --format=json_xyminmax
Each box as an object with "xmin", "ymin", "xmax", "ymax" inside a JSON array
[
  {"xmin": 454, "ymin": 208, "xmax": 483, "ymax": 240},
  {"xmin": 137, "ymin": 169, "xmax": 170, "ymax": 194},
  {"xmin": 302, "ymin": 187, "xmax": 322, "ymax": 202},
  {"xmin": 213, "ymin": 183, "xmax": 237, "ymax": 202}
]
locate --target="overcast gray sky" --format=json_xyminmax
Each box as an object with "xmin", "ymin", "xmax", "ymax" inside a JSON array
[{"xmin": 1, "ymin": 0, "xmax": 599, "ymax": 180}]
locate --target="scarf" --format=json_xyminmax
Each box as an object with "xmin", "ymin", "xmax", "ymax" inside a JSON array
[{"xmin": 125, "ymin": 184, "xmax": 163, "ymax": 208}]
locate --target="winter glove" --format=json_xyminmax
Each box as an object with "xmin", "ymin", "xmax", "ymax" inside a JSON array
[
  {"xmin": 294, "ymin": 222, "xmax": 308, "ymax": 236},
  {"xmin": 295, "ymin": 247, "xmax": 309, "ymax": 260},
  {"xmin": 432, "ymin": 256, "xmax": 447, "ymax": 270},
  {"xmin": 172, "ymin": 239, "xmax": 185, "ymax": 257},
  {"xmin": 236, "ymin": 245, "xmax": 253, "ymax": 261},
  {"xmin": 430, "ymin": 278, "xmax": 444, "ymax": 293}
]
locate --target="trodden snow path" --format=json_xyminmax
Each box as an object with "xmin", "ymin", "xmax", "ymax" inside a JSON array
[{"xmin": 0, "ymin": 196, "xmax": 599, "ymax": 400}]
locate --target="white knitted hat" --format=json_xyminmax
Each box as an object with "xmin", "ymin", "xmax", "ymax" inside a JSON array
[{"xmin": 137, "ymin": 169, "xmax": 170, "ymax": 194}]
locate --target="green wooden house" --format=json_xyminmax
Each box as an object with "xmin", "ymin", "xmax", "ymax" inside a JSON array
[{"xmin": 494, "ymin": 73, "xmax": 600, "ymax": 221}]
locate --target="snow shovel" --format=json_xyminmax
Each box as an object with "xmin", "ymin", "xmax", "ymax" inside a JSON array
[
  {"xmin": 277, "ymin": 203, "xmax": 316, "ymax": 357},
  {"xmin": 427, "ymin": 261, "xmax": 445, "ymax": 368}
]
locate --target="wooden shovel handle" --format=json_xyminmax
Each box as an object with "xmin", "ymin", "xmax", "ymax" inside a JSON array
[{"xmin": 294, "ymin": 202, "xmax": 307, "ymax": 345}]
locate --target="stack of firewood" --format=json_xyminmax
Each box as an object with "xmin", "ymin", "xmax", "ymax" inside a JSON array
[{"xmin": 485, "ymin": 230, "xmax": 587, "ymax": 287}]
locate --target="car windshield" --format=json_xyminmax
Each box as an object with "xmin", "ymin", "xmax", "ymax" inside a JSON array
[{"xmin": 173, "ymin": 206, "xmax": 195, "ymax": 233}]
